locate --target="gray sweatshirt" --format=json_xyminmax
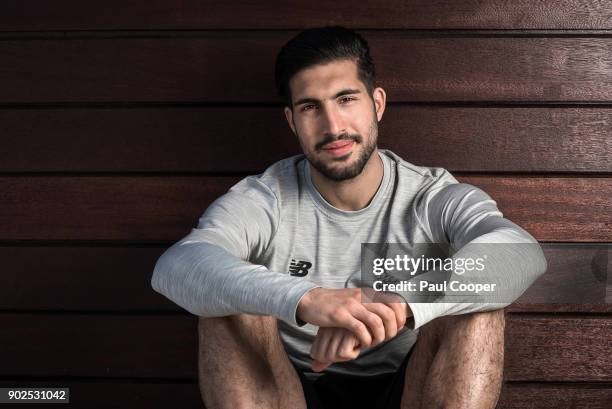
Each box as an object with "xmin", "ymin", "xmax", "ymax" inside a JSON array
[{"xmin": 151, "ymin": 149, "xmax": 547, "ymax": 377}]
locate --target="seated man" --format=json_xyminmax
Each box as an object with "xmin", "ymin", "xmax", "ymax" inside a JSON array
[{"xmin": 151, "ymin": 26, "xmax": 547, "ymax": 409}]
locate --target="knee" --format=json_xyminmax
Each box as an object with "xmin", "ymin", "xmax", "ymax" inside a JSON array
[
  {"xmin": 457, "ymin": 308, "xmax": 505, "ymax": 330},
  {"xmin": 443, "ymin": 309, "xmax": 506, "ymax": 354},
  {"xmin": 198, "ymin": 314, "xmax": 277, "ymax": 335},
  {"xmin": 198, "ymin": 314, "xmax": 281, "ymax": 356},
  {"xmin": 421, "ymin": 309, "xmax": 506, "ymax": 347}
]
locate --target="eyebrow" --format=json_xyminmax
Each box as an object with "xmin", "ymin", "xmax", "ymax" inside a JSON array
[{"xmin": 293, "ymin": 88, "xmax": 362, "ymax": 107}]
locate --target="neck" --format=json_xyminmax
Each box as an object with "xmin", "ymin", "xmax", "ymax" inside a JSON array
[{"xmin": 310, "ymin": 149, "xmax": 384, "ymax": 211}]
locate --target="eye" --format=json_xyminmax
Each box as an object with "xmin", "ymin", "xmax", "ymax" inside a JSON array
[
  {"xmin": 339, "ymin": 96, "xmax": 356, "ymax": 104},
  {"xmin": 301, "ymin": 104, "xmax": 317, "ymax": 112}
]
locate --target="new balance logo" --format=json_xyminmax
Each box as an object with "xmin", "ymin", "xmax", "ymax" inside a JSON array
[{"xmin": 289, "ymin": 259, "xmax": 312, "ymax": 277}]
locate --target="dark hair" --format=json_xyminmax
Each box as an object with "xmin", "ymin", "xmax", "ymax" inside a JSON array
[{"xmin": 274, "ymin": 26, "xmax": 376, "ymax": 108}]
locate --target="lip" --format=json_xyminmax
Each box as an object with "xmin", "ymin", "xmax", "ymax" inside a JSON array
[{"xmin": 322, "ymin": 140, "xmax": 354, "ymax": 157}]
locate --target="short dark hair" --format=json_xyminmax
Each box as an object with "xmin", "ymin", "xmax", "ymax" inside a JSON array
[{"xmin": 274, "ymin": 26, "xmax": 376, "ymax": 108}]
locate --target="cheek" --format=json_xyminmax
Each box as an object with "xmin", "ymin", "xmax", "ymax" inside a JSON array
[
  {"xmin": 354, "ymin": 111, "xmax": 375, "ymax": 134},
  {"xmin": 295, "ymin": 119, "xmax": 319, "ymax": 140}
]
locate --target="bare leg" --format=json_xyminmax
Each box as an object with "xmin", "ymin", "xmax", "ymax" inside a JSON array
[
  {"xmin": 401, "ymin": 309, "xmax": 506, "ymax": 409},
  {"xmin": 198, "ymin": 314, "xmax": 308, "ymax": 409}
]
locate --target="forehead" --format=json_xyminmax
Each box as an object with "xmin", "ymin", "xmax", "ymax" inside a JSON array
[{"xmin": 289, "ymin": 59, "xmax": 364, "ymax": 101}]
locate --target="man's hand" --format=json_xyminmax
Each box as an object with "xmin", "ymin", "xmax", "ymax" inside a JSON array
[
  {"xmin": 310, "ymin": 327, "xmax": 360, "ymax": 372},
  {"xmin": 298, "ymin": 288, "xmax": 407, "ymax": 348},
  {"xmin": 309, "ymin": 298, "xmax": 411, "ymax": 372},
  {"xmin": 298, "ymin": 288, "xmax": 411, "ymax": 367}
]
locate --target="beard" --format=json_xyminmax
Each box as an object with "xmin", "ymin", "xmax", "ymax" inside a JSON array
[{"xmin": 299, "ymin": 117, "xmax": 378, "ymax": 182}]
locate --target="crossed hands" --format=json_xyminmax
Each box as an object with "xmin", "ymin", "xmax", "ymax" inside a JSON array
[{"xmin": 296, "ymin": 287, "xmax": 411, "ymax": 372}]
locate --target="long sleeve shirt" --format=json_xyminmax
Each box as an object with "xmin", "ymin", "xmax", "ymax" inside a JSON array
[{"xmin": 151, "ymin": 149, "xmax": 547, "ymax": 377}]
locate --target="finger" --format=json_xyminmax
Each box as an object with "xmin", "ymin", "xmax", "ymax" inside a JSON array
[
  {"xmin": 335, "ymin": 313, "xmax": 373, "ymax": 348},
  {"xmin": 363, "ymin": 303, "xmax": 398, "ymax": 341},
  {"xmin": 325, "ymin": 329, "xmax": 344, "ymax": 363},
  {"xmin": 351, "ymin": 305, "xmax": 386, "ymax": 346},
  {"xmin": 310, "ymin": 328, "xmax": 333, "ymax": 363},
  {"xmin": 384, "ymin": 301, "xmax": 407, "ymax": 330},
  {"xmin": 375, "ymin": 292, "xmax": 408, "ymax": 329},
  {"xmin": 338, "ymin": 331, "xmax": 361, "ymax": 361}
]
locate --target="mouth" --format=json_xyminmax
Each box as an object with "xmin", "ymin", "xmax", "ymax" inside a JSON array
[{"xmin": 321, "ymin": 140, "xmax": 355, "ymax": 157}]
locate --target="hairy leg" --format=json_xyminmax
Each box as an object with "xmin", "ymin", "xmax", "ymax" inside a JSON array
[
  {"xmin": 401, "ymin": 309, "xmax": 506, "ymax": 409},
  {"xmin": 198, "ymin": 314, "xmax": 307, "ymax": 409}
]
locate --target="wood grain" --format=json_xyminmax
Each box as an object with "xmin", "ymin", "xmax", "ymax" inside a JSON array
[
  {"xmin": 1, "ymin": 176, "xmax": 610, "ymax": 242},
  {"xmin": 1, "ymin": 36, "xmax": 612, "ymax": 103},
  {"xmin": 0, "ymin": 1, "xmax": 610, "ymax": 30},
  {"xmin": 0, "ymin": 314, "xmax": 609, "ymax": 381},
  {"xmin": 2, "ymin": 107, "xmax": 611, "ymax": 172},
  {"xmin": 505, "ymin": 316, "xmax": 612, "ymax": 381},
  {"xmin": 497, "ymin": 383, "xmax": 612, "ymax": 409}
]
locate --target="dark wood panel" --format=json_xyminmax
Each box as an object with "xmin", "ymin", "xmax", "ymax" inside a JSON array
[
  {"xmin": 1, "ymin": 176, "xmax": 610, "ymax": 242},
  {"xmin": 2, "ymin": 107, "xmax": 611, "ymax": 172},
  {"xmin": 0, "ymin": 381, "xmax": 608, "ymax": 409},
  {"xmin": 0, "ymin": 381, "xmax": 203, "ymax": 409},
  {"xmin": 505, "ymin": 316, "xmax": 612, "ymax": 381},
  {"xmin": 515, "ymin": 244, "xmax": 611, "ymax": 306},
  {"xmin": 0, "ymin": 314, "xmax": 609, "ymax": 381},
  {"xmin": 1, "ymin": 1, "xmax": 611, "ymax": 30},
  {"xmin": 0, "ymin": 314, "xmax": 199, "ymax": 378},
  {"xmin": 460, "ymin": 176, "xmax": 612, "ymax": 243},
  {"xmin": 2, "ymin": 36, "xmax": 612, "ymax": 103},
  {"xmin": 497, "ymin": 383, "xmax": 612, "ymax": 409},
  {"xmin": 0, "ymin": 245, "xmax": 608, "ymax": 312},
  {"xmin": 0, "ymin": 246, "xmax": 177, "ymax": 311}
]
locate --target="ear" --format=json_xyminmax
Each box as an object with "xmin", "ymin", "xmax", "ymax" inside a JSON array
[
  {"xmin": 284, "ymin": 106, "xmax": 297, "ymax": 135},
  {"xmin": 372, "ymin": 87, "xmax": 387, "ymax": 122}
]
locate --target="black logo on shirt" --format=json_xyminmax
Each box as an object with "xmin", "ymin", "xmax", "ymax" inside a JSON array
[{"xmin": 289, "ymin": 259, "xmax": 312, "ymax": 277}]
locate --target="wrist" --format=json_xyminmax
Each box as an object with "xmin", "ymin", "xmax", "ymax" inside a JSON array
[{"xmin": 296, "ymin": 287, "xmax": 320, "ymax": 325}]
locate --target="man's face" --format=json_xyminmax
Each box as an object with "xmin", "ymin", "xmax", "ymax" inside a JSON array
[{"xmin": 284, "ymin": 59, "xmax": 386, "ymax": 181}]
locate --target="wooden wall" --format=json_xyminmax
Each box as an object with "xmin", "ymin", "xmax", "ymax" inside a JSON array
[{"xmin": 1, "ymin": 1, "xmax": 611, "ymax": 407}]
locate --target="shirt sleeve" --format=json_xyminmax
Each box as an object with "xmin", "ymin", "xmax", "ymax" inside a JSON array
[
  {"xmin": 150, "ymin": 176, "xmax": 320, "ymax": 326},
  {"xmin": 404, "ymin": 178, "xmax": 548, "ymax": 330}
]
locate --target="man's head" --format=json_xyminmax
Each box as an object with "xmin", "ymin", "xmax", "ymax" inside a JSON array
[{"xmin": 275, "ymin": 26, "xmax": 386, "ymax": 182}]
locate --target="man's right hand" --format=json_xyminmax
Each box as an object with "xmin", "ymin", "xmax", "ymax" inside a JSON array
[{"xmin": 296, "ymin": 287, "xmax": 409, "ymax": 349}]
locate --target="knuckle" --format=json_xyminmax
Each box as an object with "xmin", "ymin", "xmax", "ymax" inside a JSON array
[{"xmin": 349, "ymin": 321, "xmax": 363, "ymax": 334}]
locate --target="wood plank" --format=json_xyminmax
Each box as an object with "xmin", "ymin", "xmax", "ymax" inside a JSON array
[
  {"xmin": 1, "ymin": 176, "xmax": 610, "ymax": 242},
  {"xmin": 514, "ymin": 244, "xmax": 611, "ymax": 306},
  {"xmin": 0, "ymin": 381, "xmax": 608, "ymax": 409},
  {"xmin": 0, "ymin": 314, "xmax": 199, "ymax": 378},
  {"xmin": 0, "ymin": 314, "xmax": 609, "ymax": 381},
  {"xmin": 0, "ymin": 246, "xmax": 177, "ymax": 311},
  {"xmin": 0, "ymin": 1, "xmax": 610, "ymax": 30},
  {"xmin": 497, "ymin": 383, "xmax": 612, "ymax": 409},
  {"xmin": 460, "ymin": 176, "xmax": 612, "ymax": 243},
  {"xmin": 1, "ymin": 36, "xmax": 612, "ymax": 103},
  {"xmin": 0, "ymin": 245, "xmax": 608, "ymax": 312},
  {"xmin": 505, "ymin": 316, "xmax": 612, "ymax": 382},
  {"xmin": 2, "ymin": 107, "xmax": 611, "ymax": 173}
]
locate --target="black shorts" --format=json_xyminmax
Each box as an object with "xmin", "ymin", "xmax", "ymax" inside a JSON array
[{"xmin": 292, "ymin": 348, "xmax": 412, "ymax": 409}]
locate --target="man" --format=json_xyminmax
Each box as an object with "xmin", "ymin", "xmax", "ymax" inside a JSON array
[{"xmin": 151, "ymin": 26, "xmax": 547, "ymax": 409}]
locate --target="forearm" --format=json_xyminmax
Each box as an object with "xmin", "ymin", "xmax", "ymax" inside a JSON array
[
  {"xmin": 404, "ymin": 220, "xmax": 547, "ymax": 329},
  {"xmin": 151, "ymin": 241, "xmax": 319, "ymax": 325}
]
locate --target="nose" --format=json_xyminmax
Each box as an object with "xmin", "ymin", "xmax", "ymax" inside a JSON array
[{"xmin": 320, "ymin": 103, "xmax": 347, "ymax": 137}]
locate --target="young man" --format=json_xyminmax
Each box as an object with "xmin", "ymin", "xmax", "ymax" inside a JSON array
[{"xmin": 151, "ymin": 26, "xmax": 547, "ymax": 409}]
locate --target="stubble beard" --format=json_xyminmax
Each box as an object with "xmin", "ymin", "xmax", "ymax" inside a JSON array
[{"xmin": 300, "ymin": 117, "xmax": 378, "ymax": 182}]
